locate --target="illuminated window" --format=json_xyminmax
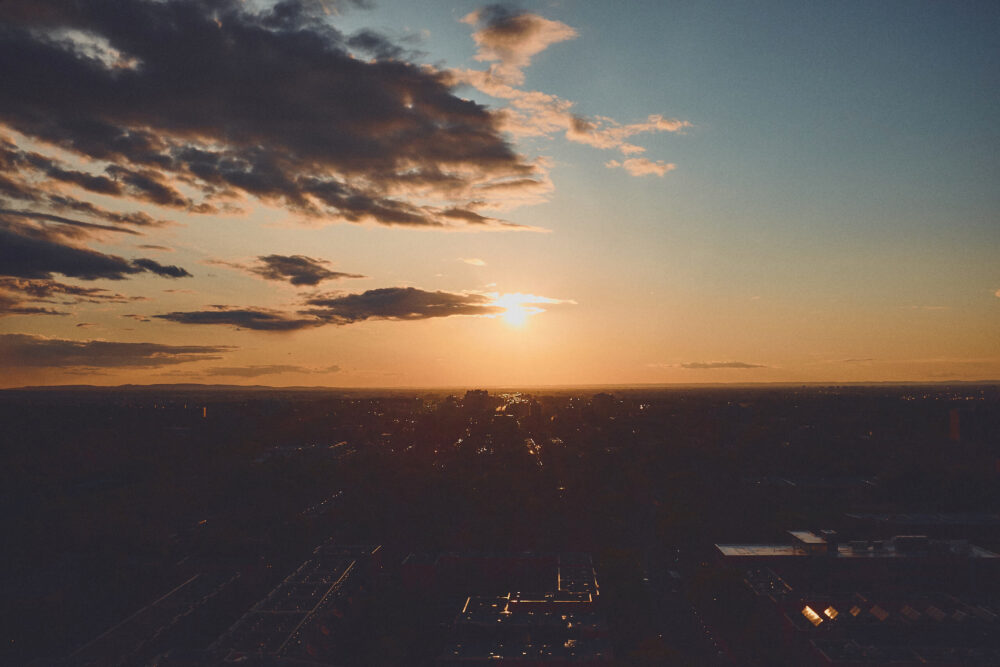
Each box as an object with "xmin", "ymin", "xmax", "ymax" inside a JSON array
[
  {"xmin": 823, "ymin": 606, "xmax": 839, "ymax": 620},
  {"xmin": 850, "ymin": 606, "xmax": 861, "ymax": 616},
  {"xmin": 802, "ymin": 606, "xmax": 823, "ymax": 626}
]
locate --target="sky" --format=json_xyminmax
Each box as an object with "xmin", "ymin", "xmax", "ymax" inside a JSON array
[{"xmin": 0, "ymin": 0, "xmax": 998, "ymax": 388}]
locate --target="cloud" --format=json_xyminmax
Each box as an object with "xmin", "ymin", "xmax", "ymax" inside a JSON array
[
  {"xmin": 245, "ymin": 254, "xmax": 365, "ymax": 286},
  {"xmin": 137, "ymin": 244, "xmax": 173, "ymax": 251},
  {"xmin": 605, "ymin": 158, "xmax": 676, "ymax": 177},
  {"xmin": 0, "ymin": 0, "xmax": 547, "ymax": 229},
  {"xmin": 0, "ymin": 277, "xmax": 126, "ymax": 300},
  {"xmin": 155, "ymin": 287, "xmax": 507, "ymax": 331},
  {"xmin": 0, "ymin": 277, "xmax": 139, "ymax": 319},
  {"xmin": 304, "ymin": 287, "xmax": 503, "ymax": 324},
  {"xmin": 680, "ymin": 361, "xmax": 767, "ymax": 369},
  {"xmin": 460, "ymin": 258, "xmax": 487, "ymax": 266},
  {"xmin": 154, "ymin": 287, "xmax": 573, "ymax": 331},
  {"xmin": 456, "ymin": 70, "xmax": 690, "ymax": 158},
  {"xmin": 0, "ymin": 332, "xmax": 232, "ymax": 368},
  {"xmin": 0, "ymin": 217, "xmax": 145, "ymax": 280},
  {"xmin": 131, "ymin": 258, "xmax": 192, "ymax": 278},
  {"xmin": 0, "ymin": 291, "xmax": 68, "ymax": 317},
  {"xmin": 450, "ymin": 7, "xmax": 690, "ymax": 171},
  {"xmin": 154, "ymin": 307, "xmax": 324, "ymax": 332},
  {"xmin": 0, "ymin": 217, "xmax": 192, "ymax": 280},
  {"xmin": 483, "ymin": 291, "xmax": 575, "ymax": 318},
  {"xmin": 0, "ymin": 140, "xmax": 174, "ymax": 228},
  {"xmin": 201, "ymin": 364, "xmax": 341, "ymax": 377},
  {"xmin": 461, "ymin": 5, "xmax": 577, "ymax": 85},
  {"xmin": 0, "ymin": 208, "xmax": 142, "ymax": 237}
]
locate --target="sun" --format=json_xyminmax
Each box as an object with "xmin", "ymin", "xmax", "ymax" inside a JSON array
[
  {"xmin": 502, "ymin": 303, "xmax": 530, "ymax": 327},
  {"xmin": 489, "ymin": 292, "xmax": 558, "ymax": 327}
]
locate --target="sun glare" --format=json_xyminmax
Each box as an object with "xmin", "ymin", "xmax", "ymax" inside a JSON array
[
  {"xmin": 502, "ymin": 304, "xmax": 530, "ymax": 327},
  {"xmin": 489, "ymin": 292, "xmax": 566, "ymax": 327}
]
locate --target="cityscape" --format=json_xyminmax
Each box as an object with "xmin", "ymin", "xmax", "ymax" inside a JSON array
[
  {"xmin": 3, "ymin": 383, "xmax": 999, "ymax": 665},
  {"xmin": 1, "ymin": 1, "xmax": 999, "ymax": 665}
]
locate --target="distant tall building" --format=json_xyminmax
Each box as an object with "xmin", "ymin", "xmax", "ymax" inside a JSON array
[{"xmin": 463, "ymin": 389, "xmax": 492, "ymax": 414}]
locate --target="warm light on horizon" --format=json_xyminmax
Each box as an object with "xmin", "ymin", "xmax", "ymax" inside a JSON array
[
  {"xmin": 0, "ymin": 1, "xmax": 995, "ymax": 389},
  {"xmin": 487, "ymin": 292, "xmax": 570, "ymax": 328}
]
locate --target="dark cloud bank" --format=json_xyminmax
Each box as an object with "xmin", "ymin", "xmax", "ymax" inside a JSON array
[
  {"xmin": 0, "ymin": 333, "xmax": 232, "ymax": 368},
  {"xmin": 0, "ymin": 0, "xmax": 543, "ymax": 230},
  {"xmin": 0, "ymin": 217, "xmax": 190, "ymax": 281},
  {"xmin": 155, "ymin": 287, "xmax": 503, "ymax": 331}
]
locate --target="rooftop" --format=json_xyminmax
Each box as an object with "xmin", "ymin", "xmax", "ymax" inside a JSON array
[
  {"xmin": 438, "ymin": 636, "xmax": 614, "ymax": 663},
  {"xmin": 717, "ymin": 531, "xmax": 999, "ymax": 560}
]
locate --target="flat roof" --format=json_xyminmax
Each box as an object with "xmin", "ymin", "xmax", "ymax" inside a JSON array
[
  {"xmin": 718, "ymin": 544, "xmax": 805, "ymax": 557},
  {"xmin": 846, "ymin": 512, "xmax": 1000, "ymax": 526},
  {"xmin": 789, "ymin": 530, "xmax": 827, "ymax": 544},
  {"xmin": 717, "ymin": 542, "xmax": 1000, "ymax": 559}
]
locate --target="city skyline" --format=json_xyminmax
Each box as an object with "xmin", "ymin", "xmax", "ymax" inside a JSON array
[{"xmin": 1, "ymin": 0, "xmax": 998, "ymax": 387}]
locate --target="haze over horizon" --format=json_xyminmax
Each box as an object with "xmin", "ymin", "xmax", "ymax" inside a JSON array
[{"xmin": 1, "ymin": 0, "xmax": 998, "ymax": 388}]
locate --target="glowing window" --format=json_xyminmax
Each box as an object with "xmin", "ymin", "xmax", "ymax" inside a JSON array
[
  {"xmin": 824, "ymin": 606, "xmax": 839, "ymax": 620},
  {"xmin": 802, "ymin": 606, "xmax": 823, "ymax": 626}
]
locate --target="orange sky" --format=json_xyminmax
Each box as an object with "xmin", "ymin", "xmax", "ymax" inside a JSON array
[{"xmin": 1, "ymin": 1, "xmax": 998, "ymax": 387}]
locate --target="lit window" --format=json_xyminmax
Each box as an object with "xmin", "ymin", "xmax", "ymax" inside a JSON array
[
  {"xmin": 824, "ymin": 606, "xmax": 839, "ymax": 620},
  {"xmin": 802, "ymin": 606, "xmax": 823, "ymax": 626}
]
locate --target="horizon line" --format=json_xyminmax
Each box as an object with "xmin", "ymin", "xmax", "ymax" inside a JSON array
[{"xmin": 3, "ymin": 379, "xmax": 999, "ymax": 393}]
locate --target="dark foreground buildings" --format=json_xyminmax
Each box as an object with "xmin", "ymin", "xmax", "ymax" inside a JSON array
[{"xmin": 713, "ymin": 529, "xmax": 1000, "ymax": 665}]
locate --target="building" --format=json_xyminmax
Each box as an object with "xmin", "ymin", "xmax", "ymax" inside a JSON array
[
  {"xmin": 716, "ymin": 529, "xmax": 1000, "ymax": 595},
  {"xmin": 401, "ymin": 552, "xmax": 612, "ymax": 665},
  {"xmin": 712, "ymin": 530, "xmax": 1000, "ymax": 665}
]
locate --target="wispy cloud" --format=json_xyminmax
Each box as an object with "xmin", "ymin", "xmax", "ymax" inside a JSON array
[
  {"xmin": 0, "ymin": 217, "xmax": 192, "ymax": 281},
  {"xmin": 0, "ymin": 291, "xmax": 68, "ymax": 317},
  {"xmin": 461, "ymin": 5, "xmax": 577, "ymax": 85},
  {"xmin": 154, "ymin": 287, "xmax": 572, "ymax": 331},
  {"xmin": 460, "ymin": 258, "xmax": 487, "ymax": 266},
  {"xmin": 680, "ymin": 361, "xmax": 767, "ymax": 369},
  {"xmin": 132, "ymin": 258, "xmax": 192, "ymax": 278},
  {"xmin": 0, "ymin": 332, "xmax": 232, "ymax": 368},
  {"xmin": 457, "ymin": 70, "xmax": 690, "ymax": 159},
  {"xmin": 155, "ymin": 307, "xmax": 324, "ymax": 332},
  {"xmin": 453, "ymin": 6, "xmax": 689, "ymax": 177},
  {"xmin": 303, "ymin": 287, "xmax": 503, "ymax": 324},
  {"xmin": 234, "ymin": 254, "xmax": 365, "ymax": 287},
  {"xmin": 200, "ymin": 364, "xmax": 341, "ymax": 378},
  {"xmin": 605, "ymin": 158, "xmax": 676, "ymax": 177}
]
